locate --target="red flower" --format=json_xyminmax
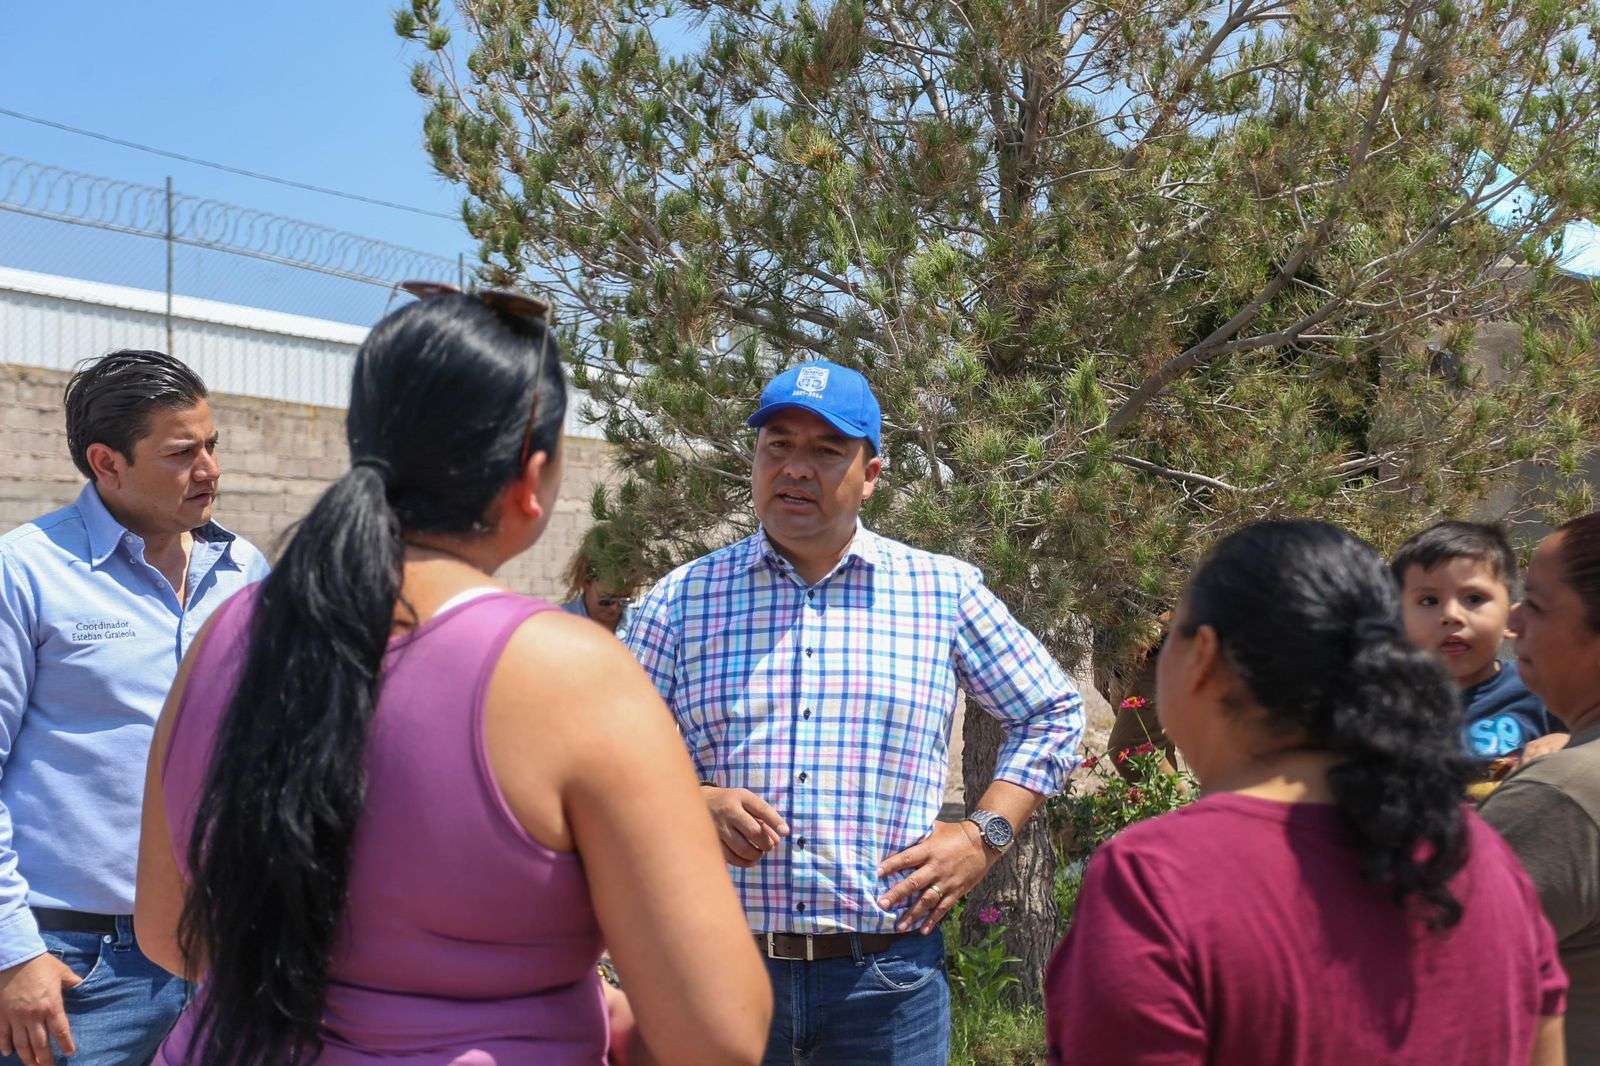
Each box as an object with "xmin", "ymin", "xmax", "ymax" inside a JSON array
[
  {"xmin": 1127, "ymin": 787, "xmax": 1143, "ymax": 803},
  {"xmin": 1135, "ymin": 742, "xmax": 1156, "ymax": 756},
  {"xmin": 1115, "ymin": 749, "xmax": 1130, "ymax": 764},
  {"xmin": 1082, "ymin": 755, "xmax": 1099, "ymax": 769},
  {"xmin": 1120, "ymin": 696, "xmax": 1148, "ymax": 710}
]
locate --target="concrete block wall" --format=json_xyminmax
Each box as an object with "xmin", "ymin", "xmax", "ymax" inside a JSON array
[{"xmin": 0, "ymin": 363, "xmax": 619, "ymax": 600}]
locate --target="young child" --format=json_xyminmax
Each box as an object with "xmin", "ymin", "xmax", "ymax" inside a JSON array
[{"xmin": 1392, "ymin": 521, "xmax": 1566, "ymax": 764}]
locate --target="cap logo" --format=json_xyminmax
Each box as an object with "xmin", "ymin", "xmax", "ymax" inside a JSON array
[{"xmin": 794, "ymin": 366, "xmax": 830, "ymax": 397}]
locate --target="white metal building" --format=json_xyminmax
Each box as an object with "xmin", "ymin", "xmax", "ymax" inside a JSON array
[{"xmin": 0, "ymin": 265, "xmax": 604, "ymax": 438}]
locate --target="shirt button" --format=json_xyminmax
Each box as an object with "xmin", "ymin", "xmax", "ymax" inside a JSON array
[
  {"xmin": 807, "ymin": 590, "xmax": 816, "ymax": 600},
  {"xmin": 802, "ymin": 708, "xmax": 811, "ymax": 720},
  {"xmin": 797, "ymin": 836, "xmax": 807, "ymax": 849},
  {"xmin": 795, "ymin": 902, "xmax": 806, "ymax": 913},
  {"xmin": 805, "ymin": 648, "xmax": 814, "ymax": 657},
  {"xmin": 798, "ymin": 771, "xmax": 808, "ymax": 783}
]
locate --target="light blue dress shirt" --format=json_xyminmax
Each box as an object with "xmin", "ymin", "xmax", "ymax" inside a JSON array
[{"xmin": 0, "ymin": 483, "xmax": 269, "ymax": 968}]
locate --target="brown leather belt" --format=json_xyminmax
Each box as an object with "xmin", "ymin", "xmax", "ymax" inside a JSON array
[{"xmin": 756, "ymin": 931, "xmax": 902, "ymax": 961}]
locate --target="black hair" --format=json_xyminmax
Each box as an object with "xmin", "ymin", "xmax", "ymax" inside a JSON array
[
  {"xmin": 1181, "ymin": 520, "xmax": 1474, "ymax": 928},
  {"xmin": 1554, "ymin": 511, "xmax": 1600, "ymax": 633},
  {"xmin": 1390, "ymin": 520, "xmax": 1519, "ymax": 593},
  {"xmin": 62, "ymin": 349, "xmax": 208, "ymax": 478},
  {"xmin": 178, "ymin": 293, "xmax": 566, "ymax": 1066}
]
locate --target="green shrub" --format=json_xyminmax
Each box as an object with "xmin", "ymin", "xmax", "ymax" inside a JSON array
[
  {"xmin": 1048, "ymin": 740, "xmax": 1197, "ymax": 924},
  {"xmin": 949, "ymin": 903, "xmax": 1046, "ymax": 1065}
]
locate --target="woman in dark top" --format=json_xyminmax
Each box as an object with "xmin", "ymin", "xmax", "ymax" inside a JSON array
[
  {"xmin": 1480, "ymin": 511, "xmax": 1600, "ymax": 1063},
  {"xmin": 1046, "ymin": 520, "xmax": 1565, "ymax": 1065}
]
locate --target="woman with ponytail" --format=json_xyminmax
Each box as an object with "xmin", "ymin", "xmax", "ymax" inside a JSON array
[
  {"xmin": 132, "ymin": 289, "xmax": 769, "ymax": 1065},
  {"xmin": 1045, "ymin": 520, "xmax": 1566, "ymax": 1065}
]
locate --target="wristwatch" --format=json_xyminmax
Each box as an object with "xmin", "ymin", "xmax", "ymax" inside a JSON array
[{"xmin": 966, "ymin": 809, "xmax": 1015, "ymax": 851}]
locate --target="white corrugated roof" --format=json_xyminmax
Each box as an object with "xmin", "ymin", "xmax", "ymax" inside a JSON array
[{"xmin": 0, "ymin": 264, "xmax": 371, "ymax": 344}]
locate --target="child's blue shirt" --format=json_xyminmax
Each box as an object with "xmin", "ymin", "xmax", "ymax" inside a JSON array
[{"xmin": 1461, "ymin": 660, "xmax": 1562, "ymax": 759}]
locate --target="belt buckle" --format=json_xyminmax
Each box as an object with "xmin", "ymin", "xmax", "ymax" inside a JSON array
[{"xmin": 763, "ymin": 933, "xmax": 815, "ymax": 961}]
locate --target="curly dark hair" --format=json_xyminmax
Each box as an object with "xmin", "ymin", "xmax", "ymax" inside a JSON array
[{"xmin": 1180, "ymin": 520, "xmax": 1475, "ymax": 928}]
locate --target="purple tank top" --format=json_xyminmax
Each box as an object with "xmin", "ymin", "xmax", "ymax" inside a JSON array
[{"xmin": 156, "ymin": 588, "xmax": 606, "ymax": 1065}]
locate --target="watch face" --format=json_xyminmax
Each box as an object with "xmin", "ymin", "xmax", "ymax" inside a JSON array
[{"xmin": 982, "ymin": 816, "xmax": 1013, "ymax": 849}]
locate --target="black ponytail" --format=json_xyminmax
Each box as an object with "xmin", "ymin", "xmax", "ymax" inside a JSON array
[
  {"xmin": 1181, "ymin": 520, "xmax": 1475, "ymax": 929},
  {"xmin": 178, "ymin": 293, "xmax": 566, "ymax": 1065}
]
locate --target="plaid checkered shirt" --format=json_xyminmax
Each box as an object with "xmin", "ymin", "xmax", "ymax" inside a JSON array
[{"xmin": 622, "ymin": 525, "xmax": 1085, "ymax": 934}]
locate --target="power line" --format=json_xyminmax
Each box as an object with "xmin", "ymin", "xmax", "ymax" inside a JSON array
[{"xmin": 0, "ymin": 105, "xmax": 459, "ymax": 222}]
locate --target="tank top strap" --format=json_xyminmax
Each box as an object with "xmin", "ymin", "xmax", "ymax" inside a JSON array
[
  {"xmin": 385, "ymin": 589, "xmax": 573, "ymax": 861},
  {"xmin": 408, "ymin": 589, "xmax": 559, "ymax": 649},
  {"xmin": 389, "ymin": 590, "xmax": 560, "ymax": 695}
]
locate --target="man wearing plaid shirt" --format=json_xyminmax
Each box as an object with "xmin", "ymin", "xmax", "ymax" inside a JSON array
[{"xmin": 624, "ymin": 360, "xmax": 1084, "ymax": 1064}]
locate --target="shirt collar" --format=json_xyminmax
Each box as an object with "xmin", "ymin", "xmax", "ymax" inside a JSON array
[
  {"xmin": 74, "ymin": 482, "xmax": 241, "ymax": 569},
  {"xmin": 76, "ymin": 483, "xmax": 129, "ymax": 568},
  {"xmin": 742, "ymin": 522, "xmax": 880, "ymax": 581}
]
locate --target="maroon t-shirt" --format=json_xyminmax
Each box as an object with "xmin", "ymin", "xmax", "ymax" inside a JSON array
[{"xmin": 1046, "ymin": 793, "xmax": 1565, "ymax": 1065}]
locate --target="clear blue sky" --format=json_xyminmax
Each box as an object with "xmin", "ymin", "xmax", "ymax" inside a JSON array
[
  {"xmin": 1, "ymin": 2, "xmax": 474, "ymax": 319},
  {"xmin": 2, "ymin": 0, "xmax": 463, "ymax": 252}
]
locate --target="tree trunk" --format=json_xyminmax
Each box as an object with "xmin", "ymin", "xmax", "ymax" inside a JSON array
[{"xmin": 959, "ymin": 706, "xmax": 1059, "ymax": 1005}]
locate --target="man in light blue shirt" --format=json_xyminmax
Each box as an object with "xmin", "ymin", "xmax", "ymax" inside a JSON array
[{"xmin": 0, "ymin": 351, "xmax": 268, "ymax": 1066}]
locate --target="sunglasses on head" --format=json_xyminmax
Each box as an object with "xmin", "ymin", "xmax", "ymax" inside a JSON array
[{"xmin": 396, "ymin": 279, "xmax": 554, "ymax": 468}]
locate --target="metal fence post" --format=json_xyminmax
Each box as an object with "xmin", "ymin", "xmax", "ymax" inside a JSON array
[
  {"xmin": 164, "ymin": 176, "xmax": 175, "ymax": 355},
  {"xmin": 458, "ymin": 252, "xmax": 465, "ymax": 290}
]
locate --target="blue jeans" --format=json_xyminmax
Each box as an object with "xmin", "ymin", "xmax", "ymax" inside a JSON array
[
  {"xmin": 0, "ymin": 917, "xmax": 188, "ymax": 1066},
  {"xmin": 761, "ymin": 931, "xmax": 950, "ymax": 1065}
]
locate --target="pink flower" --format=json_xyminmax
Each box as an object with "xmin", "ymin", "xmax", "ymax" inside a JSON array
[
  {"xmin": 1120, "ymin": 696, "xmax": 1148, "ymax": 710},
  {"xmin": 1134, "ymin": 742, "xmax": 1156, "ymax": 756},
  {"xmin": 978, "ymin": 905, "xmax": 1003, "ymax": 925}
]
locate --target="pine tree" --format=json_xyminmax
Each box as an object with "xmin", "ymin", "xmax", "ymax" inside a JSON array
[{"xmin": 399, "ymin": 0, "xmax": 1600, "ymax": 1000}]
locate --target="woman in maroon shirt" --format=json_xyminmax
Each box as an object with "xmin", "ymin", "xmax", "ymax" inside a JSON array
[{"xmin": 1046, "ymin": 520, "xmax": 1566, "ymax": 1065}]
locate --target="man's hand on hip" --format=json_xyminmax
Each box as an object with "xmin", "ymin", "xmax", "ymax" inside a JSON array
[
  {"xmin": 876, "ymin": 820, "xmax": 994, "ymax": 934},
  {"xmin": 0, "ymin": 952, "xmax": 81, "ymax": 1066},
  {"xmin": 703, "ymin": 786, "xmax": 789, "ymax": 867}
]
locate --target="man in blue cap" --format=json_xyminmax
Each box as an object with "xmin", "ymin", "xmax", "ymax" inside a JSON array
[{"xmin": 625, "ymin": 360, "xmax": 1084, "ymax": 1063}]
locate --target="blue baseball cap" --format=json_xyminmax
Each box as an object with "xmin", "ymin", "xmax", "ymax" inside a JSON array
[{"xmin": 747, "ymin": 360, "xmax": 882, "ymax": 455}]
